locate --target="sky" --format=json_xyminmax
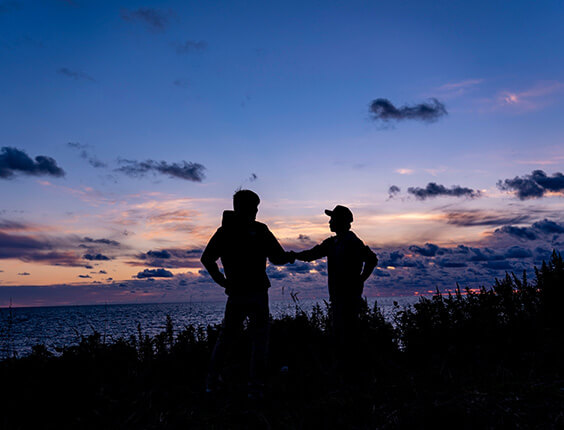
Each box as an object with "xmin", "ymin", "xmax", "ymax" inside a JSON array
[{"xmin": 1, "ymin": 0, "xmax": 564, "ymax": 307}]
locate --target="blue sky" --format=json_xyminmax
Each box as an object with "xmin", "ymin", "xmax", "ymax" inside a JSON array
[{"xmin": 1, "ymin": 0, "xmax": 564, "ymax": 306}]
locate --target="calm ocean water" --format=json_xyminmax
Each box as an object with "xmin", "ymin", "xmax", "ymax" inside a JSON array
[{"xmin": 0, "ymin": 296, "xmax": 421, "ymax": 358}]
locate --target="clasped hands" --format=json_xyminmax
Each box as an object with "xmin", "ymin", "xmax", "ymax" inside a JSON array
[{"xmin": 286, "ymin": 250, "xmax": 301, "ymax": 264}]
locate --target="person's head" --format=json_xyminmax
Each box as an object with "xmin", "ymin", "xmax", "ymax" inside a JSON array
[
  {"xmin": 325, "ymin": 205, "xmax": 353, "ymax": 234},
  {"xmin": 233, "ymin": 189, "xmax": 260, "ymax": 222}
]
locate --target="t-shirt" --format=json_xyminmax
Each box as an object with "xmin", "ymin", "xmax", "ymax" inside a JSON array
[
  {"xmin": 298, "ymin": 231, "xmax": 377, "ymax": 300},
  {"xmin": 201, "ymin": 211, "xmax": 288, "ymax": 295}
]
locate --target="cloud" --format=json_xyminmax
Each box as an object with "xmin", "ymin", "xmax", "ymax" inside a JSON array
[
  {"xmin": 407, "ymin": 182, "xmax": 480, "ymax": 200},
  {"xmin": 57, "ymin": 67, "xmax": 96, "ymax": 82},
  {"xmin": 0, "ymin": 232, "xmax": 83, "ymax": 266},
  {"xmin": 82, "ymin": 237, "xmax": 121, "ymax": 246},
  {"xmin": 285, "ymin": 261, "xmax": 313, "ymax": 274},
  {"xmin": 0, "ymin": 226, "xmax": 122, "ymax": 267},
  {"xmin": 78, "ymin": 274, "xmax": 91, "ymax": 279},
  {"xmin": 17, "ymin": 272, "xmax": 30, "ymax": 276},
  {"xmin": 121, "ymin": 8, "xmax": 172, "ymax": 32},
  {"xmin": 438, "ymin": 79, "xmax": 483, "ymax": 91},
  {"xmin": 436, "ymin": 79, "xmax": 483, "ymax": 99},
  {"xmin": 494, "ymin": 81, "xmax": 563, "ymax": 111},
  {"xmin": 484, "ymin": 261, "xmax": 513, "ymax": 271},
  {"xmin": 174, "ymin": 40, "xmax": 207, "ymax": 54},
  {"xmin": 387, "ymin": 185, "xmax": 401, "ymax": 199},
  {"xmin": 436, "ymin": 258, "xmax": 467, "ymax": 268},
  {"xmin": 369, "ymin": 98, "xmax": 447, "ymax": 123},
  {"xmin": 395, "ymin": 169, "xmax": 414, "ymax": 175},
  {"xmin": 116, "ymin": 159, "xmax": 206, "ymax": 182},
  {"xmin": 173, "ymin": 79, "xmax": 189, "ymax": 88},
  {"xmin": 445, "ymin": 210, "xmax": 532, "ymax": 227},
  {"xmin": 493, "ymin": 219, "xmax": 564, "ymax": 242},
  {"xmin": 409, "ymin": 243, "xmax": 444, "ymax": 257},
  {"xmin": 377, "ymin": 250, "xmax": 404, "ymax": 267},
  {"xmin": 504, "ymin": 246, "xmax": 532, "ymax": 259},
  {"xmin": 83, "ymin": 253, "xmax": 111, "ymax": 261},
  {"xmin": 130, "ymin": 248, "xmax": 202, "ymax": 269},
  {"xmin": 494, "ymin": 225, "xmax": 537, "ymax": 241},
  {"xmin": 0, "ymin": 147, "xmax": 65, "ymax": 179},
  {"xmin": 136, "ymin": 268, "xmax": 174, "ymax": 279},
  {"xmin": 147, "ymin": 250, "xmax": 171, "ymax": 259},
  {"xmin": 374, "ymin": 268, "xmax": 391, "ymax": 277},
  {"xmin": 532, "ymin": 219, "xmax": 564, "ymax": 234},
  {"xmin": 497, "ymin": 170, "xmax": 564, "ymax": 199},
  {"xmin": 0, "ymin": 219, "xmax": 33, "ymax": 230},
  {"xmin": 67, "ymin": 142, "xmax": 107, "ymax": 168}
]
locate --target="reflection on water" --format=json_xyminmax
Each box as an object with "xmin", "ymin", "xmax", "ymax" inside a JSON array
[{"xmin": 0, "ymin": 296, "xmax": 421, "ymax": 358}]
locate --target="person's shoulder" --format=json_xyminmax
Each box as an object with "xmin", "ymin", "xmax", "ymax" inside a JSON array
[
  {"xmin": 253, "ymin": 221, "xmax": 269, "ymax": 230},
  {"xmin": 208, "ymin": 226, "xmax": 225, "ymax": 240},
  {"xmin": 253, "ymin": 221, "xmax": 272, "ymax": 236},
  {"xmin": 321, "ymin": 236, "xmax": 336, "ymax": 246},
  {"xmin": 347, "ymin": 231, "xmax": 366, "ymax": 246}
]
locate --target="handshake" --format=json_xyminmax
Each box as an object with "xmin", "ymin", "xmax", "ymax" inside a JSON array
[{"xmin": 285, "ymin": 251, "xmax": 302, "ymax": 265}]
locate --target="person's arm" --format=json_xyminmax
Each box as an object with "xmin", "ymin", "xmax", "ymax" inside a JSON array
[
  {"xmin": 360, "ymin": 246, "xmax": 378, "ymax": 283},
  {"xmin": 295, "ymin": 240, "xmax": 329, "ymax": 262},
  {"xmin": 200, "ymin": 230, "xmax": 229, "ymax": 289},
  {"xmin": 265, "ymin": 228, "xmax": 295, "ymax": 265}
]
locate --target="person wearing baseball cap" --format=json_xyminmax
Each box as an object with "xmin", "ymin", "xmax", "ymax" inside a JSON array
[{"xmin": 291, "ymin": 204, "xmax": 378, "ymax": 373}]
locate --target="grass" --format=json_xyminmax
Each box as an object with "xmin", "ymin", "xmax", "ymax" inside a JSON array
[{"xmin": 1, "ymin": 252, "xmax": 564, "ymax": 429}]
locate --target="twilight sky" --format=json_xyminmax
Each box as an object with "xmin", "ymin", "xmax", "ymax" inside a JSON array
[{"xmin": 1, "ymin": 0, "xmax": 564, "ymax": 307}]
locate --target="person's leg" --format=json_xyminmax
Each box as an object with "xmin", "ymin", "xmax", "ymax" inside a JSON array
[
  {"xmin": 341, "ymin": 297, "xmax": 362, "ymax": 379},
  {"xmin": 247, "ymin": 292, "xmax": 270, "ymax": 393},
  {"xmin": 207, "ymin": 297, "xmax": 246, "ymax": 391},
  {"xmin": 331, "ymin": 297, "xmax": 362, "ymax": 377}
]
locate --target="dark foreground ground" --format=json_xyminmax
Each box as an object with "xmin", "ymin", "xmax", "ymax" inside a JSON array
[{"xmin": 2, "ymin": 252, "xmax": 564, "ymax": 429}]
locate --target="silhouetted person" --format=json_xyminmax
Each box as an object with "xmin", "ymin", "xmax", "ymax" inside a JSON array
[
  {"xmin": 292, "ymin": 205, "xmax": 377, "ymax": 372},
  {"xmin": 201, "ymin": 189, "xmax": 294, "ymax": 399}
]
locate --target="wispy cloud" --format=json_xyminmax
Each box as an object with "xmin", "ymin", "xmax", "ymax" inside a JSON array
[
  {"xmin": 0, "ymin": 231, "xmax": 84, "ymax": 266},
  {"xmin": 369, "ymin": 98, "xmax": 447, "ymax": 123},
  {"xmin": 128, "ymin": 247, "xmax": 202, "ymax": 269},
  {"xmin": 121, "ymin": 8, "xmax": 173, "ymax": 32},
  {"xmin": 67, "ymin": 142, "xmax": 107, "ymax": 168},
  {"xmin": 492, "ymin": 81, "xmax": 563, "ymax": 111},
  {"xmin": 435, "ymin": 79, "xmax": 483, "ymax": 99},
  {"xmin": 445, "ymin": 210, "xmax": 532, "ymax": 227},
  {"xmin": 395, "ymin": 168, "xmax": 414, "ymax": 175},
  {"xmin": 83, "ymin": 253, "xmax": 111, "ymax": 261},
  {"xmin": 57, "ymin": 67, "xmax": 96, "ymax": 82},
  {"xmin": 407, "ymin": 182, "xmax": 481, "ymax": 200},
  {"xmin": 81, "ymin": 237, "xmax": 121, "ymax": 247},
  {"xmin": 173, "ymin": 40, "xmax": 207, "ymax": 54},
  {"xmin": 173, "ymin": 79, "xmax": 189, "ymax": 88},
  {"xmin": 116, "ymin": 159, "xmax": 206, "ymax": 182}
]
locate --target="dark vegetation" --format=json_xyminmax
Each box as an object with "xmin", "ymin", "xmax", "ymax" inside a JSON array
[{"xmin": 2, "ymin": 252, "xmax": 564, "ymax": 429}]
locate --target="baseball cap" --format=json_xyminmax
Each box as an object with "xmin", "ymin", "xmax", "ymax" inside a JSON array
[{"xmin": 324, "ymin": 205, "xmax": 353, "ymax": 223}]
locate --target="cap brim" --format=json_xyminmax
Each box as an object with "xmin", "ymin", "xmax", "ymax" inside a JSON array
[{"xmin": 324, "ymin": 209, "xmax": 333, "ymax": 217}]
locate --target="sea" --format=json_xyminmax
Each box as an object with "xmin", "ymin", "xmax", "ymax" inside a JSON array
[{"xmin": 0, "ymin": 296, "xmax": 422, "ymax": 358}]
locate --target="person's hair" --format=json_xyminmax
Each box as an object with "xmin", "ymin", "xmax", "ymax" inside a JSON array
[{"xmin": 233, "ymin": 189, "xmax": 260, "ymax": 212}]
